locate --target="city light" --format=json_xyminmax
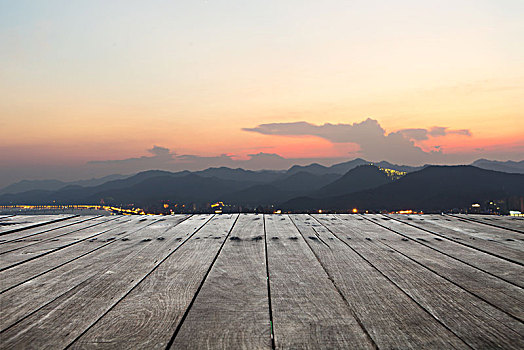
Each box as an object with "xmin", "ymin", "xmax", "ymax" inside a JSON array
[{"xmin": 0, "ymin": 204, "xmax": 146, "ymax": 215}]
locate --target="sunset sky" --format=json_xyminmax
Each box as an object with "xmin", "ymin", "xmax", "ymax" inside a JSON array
[{"xmin": 1, "ymin": 0, "xmax": 523, "ymax": 186}]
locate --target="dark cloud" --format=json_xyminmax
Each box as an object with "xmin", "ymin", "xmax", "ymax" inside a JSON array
[
  {"xmin": 429, "ymin": 127, "xmax": 471, "ymax": 137},
  {"xmin": 243, "ymin": 119, "xmax": 386, "ymax": 143},
  {"xmin": 148, "ymin": 145, "xmax": 171, "ymax": 156},
  {"xmin": 398, "ymin": 128, "xmax": 429, "ymax": 141},
  {"xmin": 244, "ymin": 118, "xmax": 471, "ymax": 164},
  {"xmin": 429, "ymin": 127, "xmax": 447, "ymax": 137},
  {"xmin": 397, "ymin": 126, "xmax": 471, "ymax": 141}
]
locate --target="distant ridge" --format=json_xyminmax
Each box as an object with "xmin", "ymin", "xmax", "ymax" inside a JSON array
[
  {"xmin": 0, "ymin": 174, "xmax": 128, "ymax": 195},
  {"xmin": 283, "ymin": 166, "xmax": 524, "ymax": 212},
  {"xmin": 316, "ymin": 164, "xmax": 393, "ymax": 196},
  {"xmin": 471, "ymin": 159, "xmax": 524, "ymax": 174},
  {"xmin": 1, "ymin": 160, "xmax": 523, "ymax": 213},
  {"xmin": 4, "ymin": 158, "xmax": 520, "ymax": 195},
  {"xmin": 287, "ymin": 158, "xmax": 421, "ymax": 176}
]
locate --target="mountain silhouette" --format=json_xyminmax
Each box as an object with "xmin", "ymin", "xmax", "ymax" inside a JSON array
[
  {"xmin": 1, "ymin": 161, "xmax": 523, "ymax": 213},
  {"xmin": 0, "ymin": 174, "xmax": 128, "ymax": 195},
  {"xmin": 222, "ymin": 172, "xmax": 339, "ymax": 205},
  {"xmin": 471, "ymin": 159, "xmax": 524, "ymax": 174},
  {"xmin": 3, "ymin": 158, "xmax": 519, "ymax": 195},
  {"xmin": 286, "ymin": 158, "xmax": 420, "ymax": 176},
  {"xmin": 312, "ymin": 165, "xmax": 392, "ymax": 197},
  {"xmin": 283, "ymin": 166, "xmax": 524, "ymax": 212}
]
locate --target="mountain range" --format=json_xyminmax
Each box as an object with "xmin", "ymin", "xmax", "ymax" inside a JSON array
[
  {"xmin": 0, "ymin": 158, "xmax": 523, "ymax": 213},
  {"xmin": 282, "ymin": 165, "xmax": 524, "ymax": 212}
]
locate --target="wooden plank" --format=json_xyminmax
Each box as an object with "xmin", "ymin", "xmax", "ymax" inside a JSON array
[
  {"xmin": 0, "ymin": 215, "xmax": 203, "ymax": 348},
  {"xmin": 291, "ymin": 215, "xmax": 467, "ymax": 349},
  {"xmin": 373, "ymin": 214, "xmax": 524, "ymax": 287},
  {"xmin": 67, "ymin": 214, "xmax": 236, "ymax": 350},
  {"xmin": 0, "ymin": 216, "xmax": 130, "ymax": 292},
  {"xmin": 0, "ymin": 217, "xmax": 130, "ymax": 270},
  {"xmin": 0, "ymin": 216, "xmax": 187, "ymax": 293},
  {"xmin": 0, "ymin": 216, "xmax": 162, "ymax": 330},
  {"xmin": 0, "ymin": 215, "xmax": 77, "ymax": 235},
  {"xmin": 317, "ymin": 215, "xmax": 524, "ymax": 349},
  {"xmin": 0, "ymin": 215, "xmax": 105, "ymax": 245},
  {"xmin": 0, "ymin": 216, "xmax": 111, "ymax": 254},
  {"xmin": 452, "ymin": 214, "xmax": 524, "ymax": 233},
  {"xmin": 0, "ymin": 215, "xmax": 42, "ymax": 227},
  {"xmin": 392, "ymin": 214, "xmax": 524, "ymax": 258},
  {"xmin": 336, "ymin": 214, "xmax": 524, "ymax": 322},
  {"xmin": 0, "ymin": 218, "xmax": 162, "ymax": 332},
  {"xmin": 263, "ymin": 214, "xmax": 375, "ymax": 349},
  {"xmin": 425, "ymin": 214, "xmax": 524, "ymax": 251},
  {"xmin": 168, "ymin": 213, "xmax": 272, "ymax": 349}
]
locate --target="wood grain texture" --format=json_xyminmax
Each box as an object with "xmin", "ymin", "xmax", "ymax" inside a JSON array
[
  {"xmin": 0, "ymin": 216, "xmax": 126, "ymax": 270},
  {"xmin": 318, "ymin": 215, "xmax": 524, "ymax": 350},
  {"xmin": 0, "ymin": 216, "xmax": 130, "ymax": 293},
  {"xmin": 0, "ymin": 215, "xmax": 110, "ymax": 254},
  {"xmin": 0, "ymin": 216, "xmax": 188, "ymax": 294},
  {"xmin": 0, "ymin": 215, "xmax": 105, "ymax": 246},
  {"xmin": 336, "ymin": 214, "xmax": 524, "ymax": 322},
  {"xmin": 452, "ymin": 214, "xmax": 524, "ymax": 233},
  {"xmin": 0, "ymin": 215, "xmax": 45, "ymax": 231},
  {"xmin": 0, "ymin": 215, "xmax": 77, "ymax": 235},
  {"xmin": 0, "ymin": 215, "xmax": 202, "ymax": 348},
  {"xmin": 169, "ymin": 213, "xmax": 271, "ymax": 349},
  {"xmin": 0, "ymin": 216, "xmax": 161, "ymax": 330},
  {"xmin": 0, "ymin": 214, "xmax": 522, "ymax": 350},
  {"xmin": 266, "ymin": 214, "xmax": 375, "ymax": 350},
  {"xmin": 69, "ymin": 214, "xmax": 236, "ymax": 350},
  {"xmin": 374, "ymin": 214, "xmax": 524, "ymax": 287},
  {"xmin": 427, "ymin": 215, "xmax": 524, "ymax": 251},
  {"xmin": 391, "ymin": 214, "xmax": 524, "ymax": 261},
  {"xmin": 292, "ymin": 214, "xmax": 467, "ymax": 349}
]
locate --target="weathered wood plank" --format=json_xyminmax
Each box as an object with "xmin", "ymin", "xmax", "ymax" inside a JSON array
[
  {"xmin": 452, "ymin": 214, "xmax": 524, "ymax": 233},
  {"xmin": 428, "ymin": 214, "xmax": 524, "ymax": 250},
  {"xmin": 373, "ymin": 214, "xmax": 524, "ymax": 287},
  {"xmin": 0, "ymin": 215, "xmax": 77, "ymax": 235},
  {"xmin": 0, "ymin": 215, "xmax": 44, "ymax": 228},
  {"xmin": 336, "ymin": 214, "xmax": 524, "ymax": 321},
  {"xmin": 318, "ymin": 215, "xmax": 524, "ymax": 349},
  {"xmin": 68, "ymin": 214, "xmax": 236, "ymax": 350},
  {"xmin": 0, "ymin": 215, "xmax": 204, "ymax": 348},
  {"xmin": 0, "ymin": 216, "xmax": 162, "ymax": 329},
  {"xmin": 392, "ymin": 214, "xmax": 524, "ymax": 259},
  {"xmin": 1, "ymin": 214, "xmax": 522, "ymax": 349},
  {"xmin": 291, "ymin": 214, "xmax": 467, "ymax": 349},
  {"xmin": 0, "ymin": 216, "xmax": 187, "ymax": 294},
  {"xmin": 265, "ymin": 214, "xmax": 375, "ymax": 349},
  {"xmin": 168, "ymin": 213, "xmax": 271, "ymax": 349},
  {"xmin": 0, "ymin": 216, "xmax": 130, "ymax": 293},
  {"xmin": 0, "ymin": 216, "xmax": 111, "ymax": 254},
  {"xmin": 0, "ymin": 217, "xmax": 129, "ymax": 270},
  {"xmin": 0, "ymin": 215, "xmax": 105, "ymax": 245}
]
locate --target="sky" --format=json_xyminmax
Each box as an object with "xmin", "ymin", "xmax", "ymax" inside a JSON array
[{"xmin": 1, "ymin": 0, "xmax": 523, "ymax": 187}]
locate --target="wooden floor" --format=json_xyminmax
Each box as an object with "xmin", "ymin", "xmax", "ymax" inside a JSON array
[{"xmin": 0, "ymin": 213, "xmax": 523, "ymax": 349}]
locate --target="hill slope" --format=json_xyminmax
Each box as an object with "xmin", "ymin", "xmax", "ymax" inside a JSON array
[
  {"xmin": 283, "ymin": 166, "xmax": 524, "ymax": 212},
  {"xmin": 313, "ymin": 165, "xmax": 392, "ymax": 197}
]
